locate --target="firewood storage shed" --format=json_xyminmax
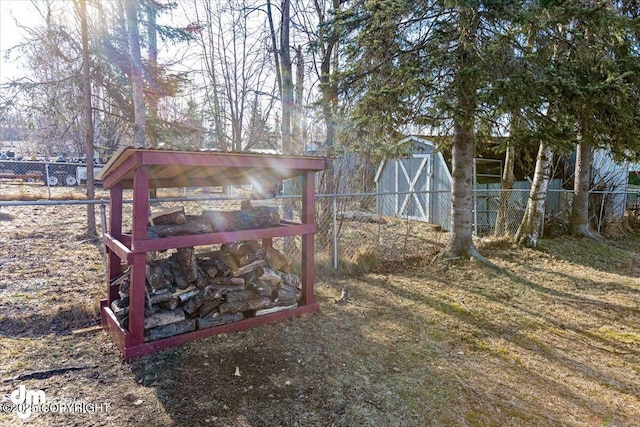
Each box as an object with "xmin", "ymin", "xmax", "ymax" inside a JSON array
[{"xmin": 98, "ymin": 147, "xmax": 330, "ymax": 360}]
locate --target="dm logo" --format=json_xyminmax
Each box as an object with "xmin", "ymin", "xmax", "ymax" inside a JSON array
[{"xmin": 10, "ymin": 385, "xmax": 46, "ymax": 419}]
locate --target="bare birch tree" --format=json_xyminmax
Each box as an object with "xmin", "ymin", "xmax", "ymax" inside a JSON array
[
  {"xmin": 514, "ymin": 143, "xmax": 554, "ymax": 247},
  {"xmin": 78, "ymin": 0, "xmax": 96, "ymax": 237}
]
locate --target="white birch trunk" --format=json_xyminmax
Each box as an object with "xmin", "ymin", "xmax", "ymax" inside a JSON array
[{"xmin": 514, "ymin": 143, "xmax": 553, "ymax": 247}]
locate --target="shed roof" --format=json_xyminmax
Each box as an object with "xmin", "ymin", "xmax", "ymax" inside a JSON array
[
  {"xmin": 97, "ymin": 147, "xmax": 330, "ymax": 190},
  {"xmin": 374, "ymin": 136, "xmax": 450, "ymax": 184}
]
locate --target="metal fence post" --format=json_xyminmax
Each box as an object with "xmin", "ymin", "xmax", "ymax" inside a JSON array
[
  {"xmin": 45, "ymin": 162, "xmax": 51, "ymax": 199},
  {"xmin": 597, "ymin": 191, "xmax": 606, "ymax": 233},
  {"xmin": 99, "ymin": 202, "xmax": 107, "ymax": 239}
]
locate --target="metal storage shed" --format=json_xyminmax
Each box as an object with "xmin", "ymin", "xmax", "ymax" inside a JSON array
[{"xmin": 374, "ymin": 136, "xmax": 453, "ymax": 230}]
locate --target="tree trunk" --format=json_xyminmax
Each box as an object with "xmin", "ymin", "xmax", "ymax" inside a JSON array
[
  {"xmin": 514, "ymin": 143, "xmax": 554, "ymax": 247},
  {"xmin": 494, "ymin": 144, "xmax": 515, "ymax": 236},
  {"xmin": 146, "ymin": 2, "xmax": 159, "ymax": 148},
  {"xmin": 280, "ymin": 0, "xmax": 293, "ymax": 155},
  {"xmin": 125, "ymin": 0, "xmax": 146, "ymax": 148},
  {"xmin": 438, "ymin": 6, "xmax": 485, "ymax": 262},
  {"xmin": 79, "ymin": 0, "xmax": 96, "ymax": 238},
  {"xmin": 440, "ymin": 118, "xmax": 477, "ymax": 258},
  {"xmin": 315, "ymin": 0, "xmax": 340, "ymax": 247},
  {"xmin": 266, "ymin": 0, "xmax": 282, "ymax": 99},
  {"xmin": 569, "ymin": 142, "xmax": 595, "ymax": 237},
  {"xmin": 145, "ymin": 1, "xmax": 159, "ymax": 199},
  {"xmin": 202, "ymin": 0, "xmax": 225, "ymax": 149},
  {"xmin": 277, "ymin": 0, "xmax": 296, "ymax": 252},
  {"xmin": 293, "ymin": 45, "xmax": 304, "ymax": 154}
]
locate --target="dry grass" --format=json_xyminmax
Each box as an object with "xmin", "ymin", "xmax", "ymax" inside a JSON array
[
  {"xmin": 1, "ymin": 188, "xmax": 639, "ymax": 426},
  {"xmin": 0, "ymin": 181, "xmax": 104, "ymax": 201}
]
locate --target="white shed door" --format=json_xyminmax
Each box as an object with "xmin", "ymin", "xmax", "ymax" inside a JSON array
[{"xmin": 395, "ymin": 155, "xmax": 431, "ymax": 222}]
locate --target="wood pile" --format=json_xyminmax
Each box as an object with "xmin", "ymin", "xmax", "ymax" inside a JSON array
[
  {"xmin": 110, "ymin": 204, "xmax": 301, "ymax": 342},
  {"xmin": 146, "ymin": 203, "xmax": 280, "ymax": 239}
]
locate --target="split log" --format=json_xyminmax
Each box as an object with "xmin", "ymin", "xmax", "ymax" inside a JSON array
[
  {"xmin": 160, "ymin": 298, "xmax": 179, "ymax": 310},
  {"xmin": 197, "ymin": 313, "xmax": 243, "ymax": 329},
  {"xmin": 209, "ymin": 277, "xmax": 245, "ymax": 286},
  {"xmin": 247, "ymin": 279, "xmax": 274, "ymax": 298},
  {"xmin": 219, "ymin": 297, "xmax": 271, "ymax": 315},
  {"xmin": 265, "ymin": 247, "xmax": 290, "ymax": 272},
  {"xmin": 253, "ymin": 206, "xmax": 280, "ymax": 224},
  {"xmin": 222, "ymin": 241, "xmax": 252, "ymax": 257},
  {"xmin": 277, "ymin": 287, "xmax": 302, "ymax": 302},
  {"xmin": 267, "ymin": 298, "xmax": 298, "ymax": 308},
  {"xmin": 224, "ymin": 290, "xmax": 260, "ymax": 303},
  {"xmin": 177, "ymin": 247, "xmax": 198, "ymax": 283},
  {"xmin": 162, "ymin": 265, "xmax": 174, "ymax": 288},
  {"xmin": 195, "ymin": 269, "xmax": 210, "ymax": 289},
  {"xmin": 148, "ymin": 289, "xmax": 173, "ymax": 305},
  {"xmin": 182, "ymin": 290, "xmax": 206, "ymax": 315},
  {"xmin": 149, "ymin": 207, "xmax": 186, "ymax": 226},
  {"xmin": 217, "ymin": 252, "xmax": 239, "ymax": 271},
  {"xmin": 281, "ymin": 272, "xmax": 302, "ymax": 289},
  {"xmin": 189, "ymin": 299, "xmax": 222, "ymax": 319},
  {"xmin": 145, "ymin": 319, "xmax": 196, "ymax": 341},
  {"xmin": 144, "ymin": 288, "xmax": 155, "ymax": 313},
  {"xmin": 260, "ymin": 268, "xmax": 282, "ymax": 287},
  {"xmin": 204, "ymin": 266, "xmax": 218, "ymax": 278},
  {"xmin": 146, "ymin": 263, "xmax": 166, "ymax": 292},
  {"xmin": 111, "ymin": 300, "xmax": 129, "ymax": 322},
  {"xmin": 198, "ymin": 252, "xmax": 235, "ymax": 276},
  {"xmin": 255, "ymin": 302, "xmax": 298, "ymax": 316},
  {"xmin": 148, "ymin": 222, "xmax": 212, "ymax": 237},
  {"xmin": 177, "ymin": 289, "xmax": 200, "ymax": 303},
  {"xmin": 146, "ymin": 251, "xmax": 163, "ymax": 263},
  {"xmin": 172, "ymin": 285, "xmax": 197, "ymax": 297},
  {"xmin": 170, "ymin": 264, "xmax": 190, "ymax": 290},
  {"xmin": 113, "ymin": 270, "xmax": 131, "ymax": 295},
  {"xmin": 198, "ymin": 301, "xmax": 222, "ymax": 318},
  {"xmin": 206, "ymin": 284, "xmax": 246, "ymax": 300},
  {"xmin": 144, "ymin": 309, "xmax": 185, "ymax": 330},
  {"xmin": 112, "ymin": 296, "xmax": 129, "ymax": 308},
  {"xmin": 231, "ymin": 260, "xmax": 266, "ymax": 277},
  {"xmin": 223, "ymin": 241, "xmax": 265, "ymax": 267},
  {"xmin": 183, "ymin": 286, "xmax": 225, "ymax": 316}
]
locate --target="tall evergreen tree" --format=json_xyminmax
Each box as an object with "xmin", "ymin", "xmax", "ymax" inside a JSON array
[
  {"xmin": 502, "ymin": 0, "xmax": 640, "ymax": 243},
  {"xmin": 343, "ymin": 0, "xmax": 519, "ymax": 262}
]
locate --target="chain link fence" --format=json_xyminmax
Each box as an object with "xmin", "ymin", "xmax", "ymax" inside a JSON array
[
  {"xmin": 473, "ymin": 188, "xmax": 638, "ymax": 237},
  {"xmin": 2, "ymin": 183, "xmax": 639, "ymax": 275},
  {"xmin": 0, "ymin": 159, "xmax": 103, "ymax": 188}
]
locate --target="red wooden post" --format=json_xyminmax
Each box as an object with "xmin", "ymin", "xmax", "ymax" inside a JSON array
[
  {"xmin": 107, "ymin": 183, "xmax": 123, "ymax": 303},
  {"xmin": 301, "ymin": 171, "xmax": 316, "ymax": 306},
  {"xmin": 129, "ymin": 164, "xmax": 150, "ymax": 346},
  {"xmin": 131, "ymin": 164, "xmax": 149, "ymax": 247}
]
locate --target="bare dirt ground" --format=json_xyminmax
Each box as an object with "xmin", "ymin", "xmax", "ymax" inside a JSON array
[{"xmin": 1, "ymin": 183, "xmax": 639, "ymax": 426}]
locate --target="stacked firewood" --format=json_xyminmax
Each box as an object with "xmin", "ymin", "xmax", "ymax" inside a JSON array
[
  {"xmin": 110, "ymin": 240, "xmax": 302, "ymax": 341},
  {"xmin": 109, "ymin": 202, "xmax": 300, "ymax": 342},
  {"xmin": 146, "ymin": 203, "xmax": 280, "ymax": 239}
]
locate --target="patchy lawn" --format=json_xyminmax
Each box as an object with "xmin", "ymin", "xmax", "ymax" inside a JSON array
[{"xmin": 1, "ymin": 193, "xmax": 639, "ymax": 426}]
